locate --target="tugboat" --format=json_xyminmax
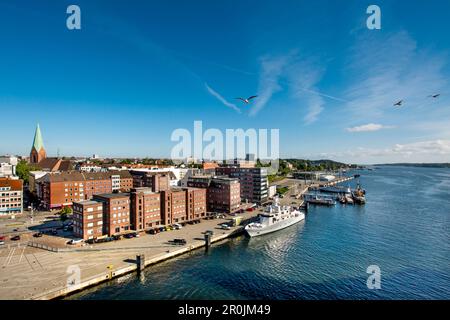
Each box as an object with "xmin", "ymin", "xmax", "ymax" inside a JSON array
[{"xmin": 352, "ymin": 183, "xmax": 366, "ymax": 204}]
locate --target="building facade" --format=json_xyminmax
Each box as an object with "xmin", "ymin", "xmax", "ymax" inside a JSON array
[
  {"xmin": 0, "ymin": 178, "xmax": 23, "ymax": 215},
  {"xmin": 93, "ymin": 193, "xmax": 131, "ymax": 236},
  {"xmin": 36, "ymin": 171, "xmax": 132, "ymax": 210},
  {"xmin": 130, "ymin": 187, "xmax": 162, "ymax": 231},
  {"xmin": 72, "ymin": 200, "xmax": 104, "ymax": 240},
  {"xmin": 187, "ymin": 176, "xmax": 241, "ymax": 213},
  {"xmin": 215, "ymin": 167, "xmax": 268, "ymax": 204}
]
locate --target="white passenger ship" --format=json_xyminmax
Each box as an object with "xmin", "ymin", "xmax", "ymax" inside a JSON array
[{"xmin": 245, "ymin": 198, "xmax": 305, "ymax": 237}]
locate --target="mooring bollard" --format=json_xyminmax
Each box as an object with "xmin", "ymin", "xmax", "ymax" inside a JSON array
[
  {"xmin": 136, "ymin": 254, "xmax": 145, "ymax": 273},
  {"xmin": 204, "ymin": 233, "xmax": 211, "ymax": 250}
]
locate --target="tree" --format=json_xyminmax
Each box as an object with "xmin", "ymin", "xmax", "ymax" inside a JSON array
[{"xmin": 15, "ymin": 160, "xmax": 39, "ymax": 185}]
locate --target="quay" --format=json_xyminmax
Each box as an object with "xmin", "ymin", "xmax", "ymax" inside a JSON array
[{"xmin": 0, "ymin": 211, "xmax": 259, "ymax": 300}]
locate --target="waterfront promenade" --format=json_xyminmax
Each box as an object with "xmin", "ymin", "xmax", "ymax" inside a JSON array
[{"xmin": 0, "ymin": 211, "xmax": 258, "ymax": 300}]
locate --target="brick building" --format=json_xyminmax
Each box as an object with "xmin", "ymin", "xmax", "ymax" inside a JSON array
[
  {"xmin": 215, "ymin": 167, "xmax": 268, "ymax": 204},
  {"xmin": 93, "ymin": 193, "xmax": 131, "ymax": 236},
  {"xmin": 0, "ymin": 178, "xmax": 23, "ymax": 215},
  {"xmin": 37, "ymin": 171, "xmax": 132, "ymax": 210},
  {"xmin": 130, "ymin": 187, "xmax": 162, "ymax": 231},
  {"xmin": 130, "ymin": 171, "xmax": 171, "ymax": 192},
  {"xmin": 160, "ymin": 188, "xmax": 206, "ymax": 225},
  {"xmin": 187, "ymin": 176, "xmax": 241, "ymax": 213},
  {"xmin": 72, "ymin": 200, "xmax": 104, "ymax": 240}
]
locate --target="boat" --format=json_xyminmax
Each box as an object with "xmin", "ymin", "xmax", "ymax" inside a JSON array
[
  {"xmin": 352, "ymin": 183, "xmax": 366, "ymax": 204},
  {"xmin": 319, "ymin": 185, "xmax": 352, "ymax": 194},
  {"xmin": 304, "ymin": 194, "xmax": 336, "ymax": 206},
  {"xmin": 245, "ymin": 198, "xmax": 305, "ymax": 237},
  {"xmin": 345, "ymin": 194, "xmax": 354, "ymax": 204}
]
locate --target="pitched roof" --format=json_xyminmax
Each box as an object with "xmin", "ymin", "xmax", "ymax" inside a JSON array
[
  {"xmin": 0, "ymin": 178, "xmax": 23, "ymax": 191},
  {"xmin": 32, "ymin": 124, "xmax": 44, "ymax": 152}
]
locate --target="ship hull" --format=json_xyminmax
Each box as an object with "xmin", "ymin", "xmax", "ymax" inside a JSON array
[{"xmin": 245, "ymin": 214, "xmax": 305, "ymax": 238}]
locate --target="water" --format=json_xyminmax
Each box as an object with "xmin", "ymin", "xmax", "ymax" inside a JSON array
[{"xmin": 69, "ymin": 166, "xmax": 450, "ymax": 300}]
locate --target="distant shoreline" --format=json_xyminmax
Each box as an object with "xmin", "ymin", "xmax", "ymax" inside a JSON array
[{"xmin": 373, "ymin": 163, "xmax": 450, "ymax": 168}]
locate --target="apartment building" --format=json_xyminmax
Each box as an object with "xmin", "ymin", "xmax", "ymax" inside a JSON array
[
  {"xmin": 215, "ymin": 167, "xmax": 268, "ymax": 204},
  {"xmin": 130, "ymin": 171, "xmax": 171, "ymax": 191},
  {"xmin": 130, "ymin": 187, "xmax": 162, "ymax": 231},
  {"xmin": 36, "ymin": 171, "xmax": 132, "ymax": 210},
  {"xmin": 0, "ymin": 178, "xmax": 23, "ymax": 215},
  {"xmin": 72, "ymin": 200, "xmax": 104, "ymax": 240},
  {"xmin": 160, "ymin": 188, "xmax": 206, "ymax": 225},
  {"xmin": 187, "ymin": 176, "xmax": 241, "ymax": 213},
  {"xmin": 93, "ymin": 193, "xmax": 131, "ymax": 236}
]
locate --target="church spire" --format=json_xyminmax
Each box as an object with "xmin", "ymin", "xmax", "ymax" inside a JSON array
[
  {"xmin": 30, "ymin": 124, "xmax": 46, "ymax": 164},
  {"xmin": 32, "ymin": 123, "xmax": 44, "ymax": 152}
]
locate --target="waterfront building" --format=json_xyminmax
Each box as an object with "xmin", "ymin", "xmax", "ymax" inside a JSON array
[
  {"xmin": 93, "ymin": 193, "xmax": 131, "ymax": 236},
  {"xmin": 215, "ymin": 167, "xmax": 268, "ymax": 204},
  {"xmin": 187, "ymin": 176, "xmax": 241, "ymax": 213},
  {"xmin": 130, "ymin": 187, "xmax": 162, "ymax": 231},
  {"xmin": 72, "ymin": 200, "xmax": 104, "ymax": 240},
  {"xmin": 36, "ymin": 171, "xmax": 132, "ymax": 210},
  {"xmin": 0, "ymin": 178, "xmax": 23, "ymax": 215},
  {"xmin": 160, "ymin": 187, "xmax": 207, "ymax": 225},
  {"xmin": 130, "ymin": 170, "xmax": 172, "ymax": 191}
]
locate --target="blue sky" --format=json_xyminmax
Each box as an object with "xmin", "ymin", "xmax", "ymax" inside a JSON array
[{"xmin": 0, "ymin": 0, "xmax": 449, "ymax": 164}]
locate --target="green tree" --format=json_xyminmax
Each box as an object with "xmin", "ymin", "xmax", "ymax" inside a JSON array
[{"xmin": 15, "ymin": 160, "xmax": 39, "ymax": 184}]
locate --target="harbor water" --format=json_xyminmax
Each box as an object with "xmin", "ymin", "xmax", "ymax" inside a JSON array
[{"xmin": 69, "ymin": 166, "xmax": 450, "ymax": 300}]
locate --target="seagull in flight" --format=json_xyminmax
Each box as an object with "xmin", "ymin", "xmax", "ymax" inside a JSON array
[
  {"xmin": 235, "ymin": 95, "xmax": 258, "ymax": 104},
  {"xmin": 428, "ymin": 94, "xmax": 441, "ymax": 98},
  {"xmin": 393, "ymin": 100, "xmax": 403, "ymax": 107}
]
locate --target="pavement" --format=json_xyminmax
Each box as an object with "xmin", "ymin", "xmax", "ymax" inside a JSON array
[{"xmin": 0, "ymin": 211, "xmax": 259, "ymax": 300}]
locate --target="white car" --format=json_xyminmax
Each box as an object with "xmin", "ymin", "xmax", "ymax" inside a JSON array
[
  {"xmin": 173, "ymin": 223, "xmax": 182, "ymax": 230},
  {"xmin": 220, "ymin": 224, "xmax": 231, "ymax": 230},
  {"xmin": 0, "ymin": 241, "xmax": 4, "ymax": 246},
  {"xmin": 68, "ymin": 238, "xmax": 83, "ymax": 245}
]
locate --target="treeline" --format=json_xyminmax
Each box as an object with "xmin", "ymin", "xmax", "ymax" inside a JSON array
[{"xmin": 377, "ymin": 163, "xmax": 450, "ymax": 168}]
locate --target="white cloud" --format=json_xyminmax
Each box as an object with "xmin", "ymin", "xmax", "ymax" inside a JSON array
[
  {"xmin": 205, "ymin": 83, "xmax": 241, "ymax": 113},
  {"xmin": 249, "ymin": 52, "xmax": 328, "ymax": 124},
  {"xmin": 249, "ymin": 55, "xmax": 289, "ymax": 116},
  {"xmin": 344, "ymin": 31, "xmax": 448, "ymax": 120},
  {"xmin": 314, "ymin": 139, "xmax": 450, "ymax": 164},
  {"xmin": 346, "ymin": 123, "xmax": 394, "ymax": 133}
]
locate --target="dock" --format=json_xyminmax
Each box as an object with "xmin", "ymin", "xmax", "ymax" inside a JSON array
[{"xmin": 0, "ymin": 212, "xmax": 258, "ymax": 300}]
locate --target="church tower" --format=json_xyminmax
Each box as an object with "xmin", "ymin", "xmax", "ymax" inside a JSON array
[{"xmin": 30, "ymin": 124, "xmax": 46, "ymax": 164}]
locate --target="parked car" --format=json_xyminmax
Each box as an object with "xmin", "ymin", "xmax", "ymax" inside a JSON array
[
  {"xmin": 159, "ymin": 227, "xmax": 165, "ymax": 232},
  {"xmin": 220, "ymin": 224, "xmax": 231, "ymax": 230},
  {"xmin": 203, "ymin": 230, "xmax": 214, "ymax": 235},
  {"xmin": 0, "ymin": 236, "xmax": 5, "ymax": 241},
  {"xmin": 169, "ymin": 238, "xmax": 187, "ymax": 245},
  {"xmin": 0, "ymin": 241, "xmax": 5, "ymax": 246},
  {"xmin": 113, "ymin": 235, "xmax": 122, "ymax": 241},
  {"xmin": 11, "ymin": 235, "xmax": 21, "ymax": 241},
  {"xmin": 51, "ymin": 229, "xmax": 58, "ymax": 235},
  {"xmin": 67, "ymin": 238, "xmax": 83, "ymax": 245},
  {"xmin": 124, "ymin": 233, "xmax": 134, "ymax": 239},
  {"xmin": 12, "ymin": 228, "xmax": 19, "ymax": 232},
  {"xmin": 85, "ymin": 239, "xmax": 95, "ymax": 244},
  {"xmin": 33, "ymin": 232, "xmax": 43, "ymax": 238},
  {"xmin": 173, "ymin": 223, "xmax": 182, "ymax": 230}
]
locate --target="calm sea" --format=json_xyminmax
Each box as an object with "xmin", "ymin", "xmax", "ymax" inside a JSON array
[{"xmin": 69, "ymin": 166, "xmax": 450, "ymax": 300}]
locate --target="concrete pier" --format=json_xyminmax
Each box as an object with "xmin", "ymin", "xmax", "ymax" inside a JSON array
[{"xmin": 0, "ymin": 212, "xmax": 257, "ymax": 300}]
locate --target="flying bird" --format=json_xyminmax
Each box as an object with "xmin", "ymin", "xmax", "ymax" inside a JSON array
[
  {"xmin": 428, "ymin": 94, "xmax": 441, "ymax": 98},
  {"xmin": 235, "ymin": 95, "xmax": 258, "ymax": 104},
  {"xmin": 393, "ymin": 100, "xmax": 403, "ymax": 107}
]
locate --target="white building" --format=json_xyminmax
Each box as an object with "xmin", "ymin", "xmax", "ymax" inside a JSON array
[
  {"xmin": 0, "ymin": 155, "xmax": 18, "ymax": 177},
  {"xmin": 268, "ymin": 185, "xmax": 277, "ymax": 198}
]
